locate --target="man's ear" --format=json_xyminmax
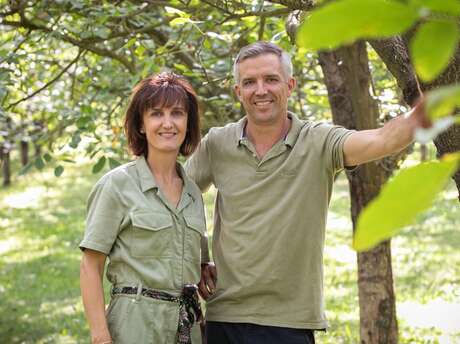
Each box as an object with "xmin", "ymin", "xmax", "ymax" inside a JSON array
[
  {"xmin": 234, "ymin": 84, "xmax": 241, "ymax": 100},
  {"xmin": 287, "ymin": 77, "xmax": 296, "ymax": 96}
]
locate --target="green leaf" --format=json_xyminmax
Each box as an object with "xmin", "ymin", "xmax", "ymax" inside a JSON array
[
  {"xmin": 170, "ymin": 17, "xmax": 191, "ymax": 26},
  {"xmin": 108, "ymin": 157, "xmax": 121, "ymax": 169},
  {"xmin": 173, "ymin": 63, "xmax": 188, "ymax": 72},
  {"xmin": 18, "ymin": 162, "xmax": 33, "ymax": 176},
  {"xmin": 35, "ymin": 156, "xmax": 45, "ymax": 170},
  {"xmin": 296, "ymin": 0, "xmax": 419, "ymax": 51},
  {"xmin": 410, "ymin": 0, "xmax": 460, "ymax": 15},
  {"xmin": 426, "ymin": 83, "xmax": 460, "ymax": 120},
  {"xmin": 125, "ymin": 38, "xmax": 137, "ymax": 49},
  {"xmin": 135, "ymin": 45, "xmax": 146, "ymax": 57},
  {"xmin": 69, "ymin": 133, "xmax": 81, "ymax": 149},
  {"xmin": 54, "ymin": 165, "xmax": 64, "ymax": 177},
  {"xmin": 94, "ymin": 27, "xmax": 111, "ymax": 39},
  {"xmin": 92, "ymin": 156, "xmax": 106, "ymax": 174},
  {"xmin": 165, "ymin": 6, "xmax": 189, "ymax": 17},
  {"xmin": 353, "ymin": 153, "xmax": 460, "ymax": 251},
  {"xmin": 76, "ymin": 116, "xmax": 91, "ymax": 129},
  {"xmin": 43, "ymin": 153, "xmax": 52, "ymax": 162},
  {"xmin": 410, "ymin": 20, "xmax": 459, "ymax": 82}
]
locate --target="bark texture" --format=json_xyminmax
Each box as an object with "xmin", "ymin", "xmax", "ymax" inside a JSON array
[
  {"xmin": 318, "ymin": 42, "xmax": 398, "ymax": 344},
  {"xmin": 1, "ymin": 146, "xmax": 11, "ymax": 187},
  {"xmin": 20, "ymin": 140, "xmax": 28, "ymax": 166}
]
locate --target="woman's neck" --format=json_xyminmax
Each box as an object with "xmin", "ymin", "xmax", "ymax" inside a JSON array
[{"xmin": 145, "ymin": 150, "xmax": 180, "ymax": 183}]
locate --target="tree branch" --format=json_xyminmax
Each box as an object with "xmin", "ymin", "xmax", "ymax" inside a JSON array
[
  {"xmin": 3, "ymin": 15, "xmax": 136, "ymax": 73},
  {"xmin": 268, "ymin": 0, "xmax": 315, "ymax": 11},
  {"xmin": 369, "ymin": 37, "xmax": 421, "ymax": 106},
  {"xmin": 6, "ymin": 50, "xmax": 85, "ymax": 110}
]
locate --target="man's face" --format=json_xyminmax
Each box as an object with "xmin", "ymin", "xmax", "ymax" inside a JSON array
[{"xmin": 234, "ymin": 53, "xmax": 295, "ymax": 126}]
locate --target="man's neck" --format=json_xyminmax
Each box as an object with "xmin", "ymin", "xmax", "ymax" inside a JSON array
[{"xmin": 245, "ymin": 115, "xmax": 291, "ymax": 158}]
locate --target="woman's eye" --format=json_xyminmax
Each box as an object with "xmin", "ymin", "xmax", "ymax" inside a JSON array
[{"xmin": 151, "ymin": 111, "xmax": 162, "ymax": 117}]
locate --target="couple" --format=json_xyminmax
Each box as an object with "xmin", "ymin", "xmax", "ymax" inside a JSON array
[{"xmin": 80, "ymin": 41, "xmax": 426, "ymax": 344}]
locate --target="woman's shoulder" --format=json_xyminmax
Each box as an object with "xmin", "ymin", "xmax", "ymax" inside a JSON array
[{"xmin": 93, "ymin": 160, "xmax": 137, "ymax": 190}]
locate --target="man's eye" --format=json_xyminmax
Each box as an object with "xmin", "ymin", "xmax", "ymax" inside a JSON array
[
  {"xmin": 267, "ymin": 77, "xmax": 278, "ymax": 83},
  {"xmin": 243, "ymin": 80, "xmax": 254, "ymax": 86}
]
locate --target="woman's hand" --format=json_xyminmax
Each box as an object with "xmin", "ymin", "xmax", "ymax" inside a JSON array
[{"xmin": 91, "ymin": 330, "xmax": 112, "ymax": 344}]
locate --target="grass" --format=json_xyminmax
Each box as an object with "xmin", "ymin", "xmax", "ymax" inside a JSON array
[{"xmin": 1, "ymin": 160, "xmax": 459, "ymax": 343}]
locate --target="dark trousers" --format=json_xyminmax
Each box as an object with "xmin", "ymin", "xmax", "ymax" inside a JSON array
[{"xmin": 206, "ymin": 321, "xmax": 315, "ymax": 344}]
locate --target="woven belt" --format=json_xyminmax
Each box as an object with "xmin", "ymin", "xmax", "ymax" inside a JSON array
[{"xmin": 111, "ymin": 284, "xmax": 202, "ymax": 344}]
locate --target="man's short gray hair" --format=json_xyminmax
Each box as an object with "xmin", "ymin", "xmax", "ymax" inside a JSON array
[{"xmin": 233, "ymin": 41, "xmax": 293, "ymax": 83}]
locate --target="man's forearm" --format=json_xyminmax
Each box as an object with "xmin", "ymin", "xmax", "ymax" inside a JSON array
[
  {"xmin": 376, "ymin": 110, "xmax": 418, "ymax": 157},
  {"xmin": 344, "ymin": 105, "xmax": 423, "ymax": 166}
]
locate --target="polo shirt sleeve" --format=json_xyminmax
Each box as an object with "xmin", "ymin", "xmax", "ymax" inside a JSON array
[
  {"xmin": 185, "ymin": 133, "xmax": 213, "ymax": 192},
  {"xmin": 79, "ymin": 176, "xmax": 125, "ymax": 255},
  {"xmin": 325, "ymin": 125, "xmax": 355, "ymax": 173}
]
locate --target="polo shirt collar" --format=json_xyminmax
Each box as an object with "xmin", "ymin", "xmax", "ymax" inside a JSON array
[
  {"xmin": 237, "ymin": 116, "xmax": 248, "ymax": 146},
  {"xmin": 135, "ymin": 156, "xmax": 195, "ymax": 202},
  {"xmin": 284, "ymin": 112, "xmax": 303, "ymax": 147},
  {"xmin": 236, "ymin": 112, "xmax": 303, "ymax": 147}
]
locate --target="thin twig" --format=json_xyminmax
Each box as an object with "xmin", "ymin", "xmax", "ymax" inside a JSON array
[{"xmin": 7, "ymin": 49, "xmax": 85, "ymax": 110}]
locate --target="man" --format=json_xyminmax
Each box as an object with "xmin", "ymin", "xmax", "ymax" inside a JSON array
[{"xmin": 185, "ymin": 41, "xmax": 425, "ymax": 344}]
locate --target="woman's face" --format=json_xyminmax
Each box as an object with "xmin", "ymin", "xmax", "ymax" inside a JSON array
[{"xmin": 142, "ymin": 102, "xmax": 188, "ymax": 156}]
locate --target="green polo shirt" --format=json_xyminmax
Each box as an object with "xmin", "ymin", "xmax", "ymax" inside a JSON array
[
  {"xmin": 80, "ymin": 156, "xmax": 207, "ymax": 342},
  {"xmin": 185, "ymin": 113, "xmax": 354, "ymax": 329}
]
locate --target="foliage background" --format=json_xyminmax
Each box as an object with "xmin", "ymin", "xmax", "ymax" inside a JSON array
[{"xmin": 1, "ymin": 1, "xmax": 460, "ymax": 343}]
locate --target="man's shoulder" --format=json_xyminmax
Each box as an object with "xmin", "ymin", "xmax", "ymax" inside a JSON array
[
  {"xmin": 206, "ymin": 120, "xmax": 242, "ymax": 144},
  {"xmin": 300, "ymin": 120, "xmax": 348, "ymax": 136},
  {"xmin": 294, "ymin": 120, "xmax": 353, "ymax": 151}
]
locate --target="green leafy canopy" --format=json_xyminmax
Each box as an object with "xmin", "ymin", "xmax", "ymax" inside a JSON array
[
  {"xmin": 297, "ymin": 0, "xmax": 460, "ymax": 83},
  {"xmin": 297, "ymin": 0, "xmax": 419, "ymax": 51}
]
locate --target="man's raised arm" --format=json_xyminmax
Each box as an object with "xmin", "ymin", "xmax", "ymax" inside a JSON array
[{"xmin": 343, "ymin": 101, "xmax": 429, "ymax": 167}]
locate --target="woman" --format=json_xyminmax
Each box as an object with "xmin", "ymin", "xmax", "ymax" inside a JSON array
[{"xmin": 80, "ymin": 72, "xmax": 207, "ymax": 344}]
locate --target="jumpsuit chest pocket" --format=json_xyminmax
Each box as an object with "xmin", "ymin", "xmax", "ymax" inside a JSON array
[
  {"xmin": 183, "ymin": 215, "xmax": 206, "ymax": 262},
  {"xmin": 129, "ymin": 209, "xmax": 173, "ymax": 258}
]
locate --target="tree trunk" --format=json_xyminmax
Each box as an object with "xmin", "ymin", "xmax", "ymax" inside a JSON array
[
  {"xmin": 20, "ymin": 140, "xmax": 29, "ymax": 166},
  {"xmin": 318, "ymin": 42, "xmax": 398, "ymax": 344},
  {"xmin": 420, "ymin": 144, "xmax": 427, "ymax": 162},
  {"xmin": 432, "ymin": 126, "xmax": 460, "ymax": 202},
  {"xmin": 370, "ymin": 38, "xmax": 460, "ymax": 200},
  {"xmin": 34, "ymin": 142, "xmax": 41, "ymax": 159},
  {"xmin": 1, "ymin": 146, "xmax": 11, "ymax": 187}
]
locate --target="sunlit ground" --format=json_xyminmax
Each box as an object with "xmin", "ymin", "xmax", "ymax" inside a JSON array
[{"xmin": 0, "ymin": 154, "xmax": 459, "ymax": 343}]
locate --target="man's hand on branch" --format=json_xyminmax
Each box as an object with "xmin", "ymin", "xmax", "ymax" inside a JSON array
[{"xmin": 198, "ymin": 262, "xmax": 217, "ymax": 300}]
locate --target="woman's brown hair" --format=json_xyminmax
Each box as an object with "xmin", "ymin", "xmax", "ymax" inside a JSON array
[{"xmin": 124, "ymin": 72, "xmax": 200, "ymax": 157}]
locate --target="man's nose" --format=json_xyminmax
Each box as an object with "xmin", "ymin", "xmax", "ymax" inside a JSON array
[{"xmin": 255, "ymin": 80, "xmax": 267, "ymax": 95}]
